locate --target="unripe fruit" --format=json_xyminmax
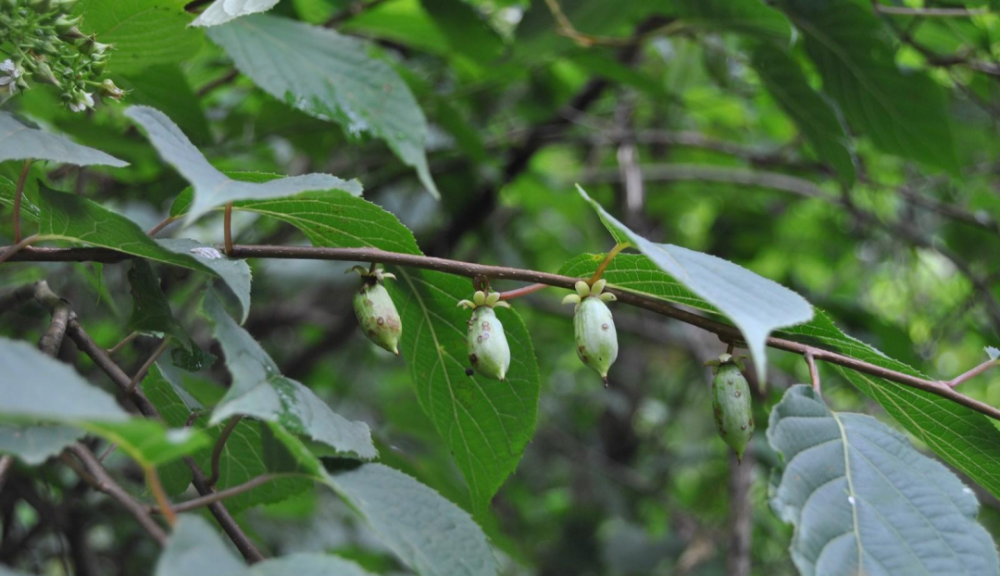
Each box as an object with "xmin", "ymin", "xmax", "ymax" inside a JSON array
[
  {"xmin": 563, "ymin": 279, "xmax": 618, "ymax": 385},
  {"xmin": 458, "ymin": 290, "xmax": 511, "ymax": 381},
  {"xmin": 707, "ymin": 354, "xmax": 754, "ymax": 461},
  {"xmin": 349, "ymin": 266, "xmax": 402, "ymax": 355}
]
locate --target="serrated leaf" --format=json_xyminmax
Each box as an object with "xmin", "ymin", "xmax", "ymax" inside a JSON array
[
  {"xmin": 192, "ymin": 0, "xmax": 281, "ymax": 27},
  {"xmin": 0, "ymin": 112, "xmax": 128, "ymax": 167},
  {"xmin": 781, "ymin": 0, "xmax": 957, "ymax": 171},
  {"xmin": 75, "ymin": 0, "xmax": 204, "ymax": 75},
  {"xmin": 125, "ymin": 106, "xmax": 361, "ymax": 225},
  {"xmin": 751, "ymin": 44, "xmax": 856, "ymax": 186},
  {"xmin": 145, "ymin": 363, "xmax": 314, "ymax": 508},
  {"xmin": 206, "ymin": 14, "xmax": 439, "ymax": 198},
  {"xmin": 560, "ymin": 252, "xmax": 1000, "ymax": 503},
  {"xmin": 0, "ymin": 338, "xmax": 207, "ymax": 467},
  {"xmin": 158, "ymin": 238, "xmax": 253, "ymax": 324},
  {"xmin": 325, "ymin": 462, "xmax": 499, "ymax": 576},
  {"xmin": 0, "ymin": 424, "xmax": 83, "ymax": 465},
  {"xmin": 392, "ymin": 269, "xmax": 540, "ymax": 515},
  {"xmin": 203, "ymin": 291, "xmax": 378, "ymax": 461},
  {"xmin": 34, "ymin": 185, "xmax": 215, "ymax": 274},
  {"xmin": 576, "ymin": 185, "xmax": 813, "ymax": 382},
  {"xmin": 768, "ymin": 385, "xmax": 999, "ymax": 576},
  {"xmin": 667, "ymin": 0, "xmax": 793, "ymax": 43}
]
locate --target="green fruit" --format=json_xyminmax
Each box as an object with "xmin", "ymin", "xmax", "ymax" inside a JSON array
[
  {"xmin": 563, "ymin": 279, "xmax": 618, "ymax": 384},
  {"xmin": 467, "ymin": 306, "xmax": 510, "ymax": 381},
  {"xmin": 458, "ymin": 290, "xmax": 512, "ymax": 381},
  {"xmin": 350, "ymin": 266, "xmax": 401, "ymax": 355},
  {"xmin": 710, "ymin": 354, "xmax": 754, "ymax": 460}
]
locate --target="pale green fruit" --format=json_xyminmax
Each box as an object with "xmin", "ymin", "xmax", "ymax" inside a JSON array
[
  {"xmin": 467, "ymin": 306, "xmax": 510, "ymax": 381},
  {"xmin": 711, "ymin": 359, "xmax": 754, "ymax": 461},
  {"xmin": 353, "ymin": 282, "xmax": 402, "ymax": 355},
  {"xmin": 573, "ymin": 296, "xmax": 618, "ymax": 384}
]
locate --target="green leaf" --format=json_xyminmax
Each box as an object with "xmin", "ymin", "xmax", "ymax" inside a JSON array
[
  {"xmin": 768, "ymin": 385, "xmax": 999, "ymax": 575},
  {"xmin": 325, "ymin": 462, "xmax": 500, "ymax": 576},
  {"xmin": 750, "ymin": 44, "xmax": 856, "ymax": 186},
  {"xmin": 35, "ymin": 185, "xmax": 214, "ymax": 275},
  {"xmin": 666, "ymin": 0, "xmax": 793, "ymax": 42},
  {"xmin": 254, "ymin": 553, "xmax": 378, "ymax": 576},
  {"xmin": 0, "ymin": 112, "xmax": 128, "ymax": 167},
  {"xmin": 576, "ymin": 185, "xmax": 814, "ymax": 382},
  {"xmin": 192, "ymin": 0, "xmax": 281, "ymax": 27},
  {"xmin": 125, "ymin": 106, "xmax": 361, "ymax": 224},
  {"xmin": 0, "ymin": 176, "xmax": 40, "ymax": 222},
  {"xmin": 206, "ymin": 14, "xmax": 439, "ymax": 198},
  {"xmin": 145, "ymin": 364, "xmax": 314, "ymax": 509},
  {"xmin": 559, "ymin": 253, "xmax": 714, "ymax": 312},
  {"xmin": 203, "ymin": 291, "xmax": 378, "ymax": 461},
  {"xmin": 127, "ymin": 259, "xmax": 188, "ymax": 342},
  {"xmin": 0, "ymin": 424, "xmax": 83, "ymax": 465},
  {"xmin": 158, "ymin": 238, "xmax": 253, "ymax": 324},
  {"xmin": 780, "ymin": 0, "xmax": 957, "ymax": 171},
  {"xmin": 392, "ymin": 269, "xmax": 540, "ymax": 515},
  {"xmin": 0, "ymin": 338, "xmax": 208, "ymax": 467},
  {"xmin": 75, "ymin": 0, "xmax": 204, "ymax": 75},
  {"xmin": 155, "ymin": 515, "xmax": 251, "ymax": 576},
  {"xmin": 113, "ymin": 64, "xmax": 210, "ymax": 145}
]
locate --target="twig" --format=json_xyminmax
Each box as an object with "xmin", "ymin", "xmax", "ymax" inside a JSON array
[
  {"xmin": 0, "ymin": 234, "xmax": 39, "ymax": 264},
  {"xmin": 805, "ymin": 351, "xmax": 821, "ymax": 393},
  {"xmin": 38, "ymin": 301, "xmax": 72, "ymax": 356},
  {"xmin": 186, "ymin": 457, "xmax": 265, "ymax": 563},
  {"xmin": 874, "ymin": 4, "xmax": 989, "ymax": 17},
  {"xmin": 64, "ymin": 445, "xmax": 167, "ymax": 545},
  {"xmin": 126, "ymin": 339, "xmax": 171, "ymax": 394},
  {"xmin": 10, "ymin": 252, "xmax": 1000, "ymax": 420},
  {"xmin": 143, "ymin": 465, "xmax": 176, "ymax": 527},
  {"xmin": 107, "ymin": 331, "xmax": 139, "ymax": 356},
  {"xmin": 196, "ymin": 69, "xmax": 239, "ymax": 98},
  {"xmin": 12, "ymin": 160, "xmax": 30, "ymax": 244},
  {"xmin": 0, "ymin": 281, "xmax": 42, "ymax": 317},
  {"xmin": 224, "ymin": 201, "xmax": 234, "ymax": 256},
  {"xmin": 153, "ymin": 474, "xmax": 283, "ymax": 514},
  {"xmin": 946, "ymin": 359, "xmax": 999, "ymax": 388},
  {"xmin": 207, "ymin": 416, "xmax": 242, "ymax": 488},
  {"xmin": 97, "ymin": 443, "xmax": 118, "ymax": 462},
  {"xmin": 498, "ymin": 282, "xmax": 550, "ymax": 301},
  {"xmin": 589, "ymin": 242, "xmax": 630, "ymax": 284},
  {"xmin": 147, "ymin": 215, "xmax": 178, "ymax": 237}
]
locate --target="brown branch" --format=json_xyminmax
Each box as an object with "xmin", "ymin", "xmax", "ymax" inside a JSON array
[
  {"xmin": 224, "ymin": 202, "xmax": 234, "ymax": 256},
  {"xmin": 127, "ymin": 339, "xmax": 170, "ymax": 394},
  {"xmin": 9, "ymin": 249, "xmax": 1000, "ymax": 420},
  {"xmin": 152, "ymin": 473, "xmax": 284, "ymax": 514},
  {"xmin": 38, "ymin": 301, "xmax": 72, "ymax": 356},
  {"xmin": 946, "ymin": 358, "xmax": 1000, "ymax": 388},
  {"xmin": 0, "ymin": 234, "xmax": 39, "ymax": 264},
  {"xmin": 63, "ymin": 445, "xmax": 168, "ymax": 546},
  {"xmin": 0, "ymin": 282, "xmax": 42, "ymax": 317},
  {"xmin": 185, "ymin": 457, "xmax": 265, "ymax": 563},
  {"xmin": 147, "ymin": 216, "xmax": 179, "ymax": 237},
  {"xmin": 805, "ymin": 352, "xmax": 821, "ymax": 393},
  {"xmin": 196, "ymin": 70, "xmax": 239, "ymax": 98},
  {"xmin": 207, "ymin": 416, "xmax": 242, "ymax": 488}
]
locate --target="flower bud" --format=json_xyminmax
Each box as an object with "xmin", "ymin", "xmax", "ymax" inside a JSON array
[
  {"xmin": 99, "ymin": 78, "xmax": 124, "ymax": 99},
  {"xmin": 349, "ymin": 266, "xmax": 402, "ymax": 355},
  {"xmin": 708, "ymin": 354, "xmax": 754, "ymax": 461},
  {"xmin": 459, "ymin": 290, "xmax": 511, "ymax": 381},
  {"xmin": 563, "ymin": 279, "xmax": 618, "ymax": 385},
  {"xmin": 53, "ymin": 15, "xmax": 80, "ymax": 34}
]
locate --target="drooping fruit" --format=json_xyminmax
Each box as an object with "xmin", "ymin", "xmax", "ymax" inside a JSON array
[
  {"xmin": 563, "ymin": 279, "xmax": 618, "ymax": 385},
  {"xmin": 458, "ymin": 290, "xmax": 511, "ymax": 381},
  {"xmin": 708, "ymin": 354, "xmax": 754, "ymax": 461},
  {"xmin": 349, "ymin": 265, "xmax": 402, "ymax": 355}
]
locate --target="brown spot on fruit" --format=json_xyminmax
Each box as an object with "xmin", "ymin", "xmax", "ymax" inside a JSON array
[
  {"xmin": 469, "ymin": 353, "xmax": 478, "ymax": 364},
  {"xmin": 740, "ymin": 424, "xmax": 747, "ymax": 430},
  {"xmin": 482, "ymin": 321, "xmax": 490, "ymax": 331},
  {"xmin": 601, "ymin": 323, "xmax": 608, "ymax": 330},
  {"xmin": 735, "ymin": 391, "xmax": 742, "ymax": 398},
  {"xmin": 377, "ymin": 317, "xmax": 385, "ymax": 326}
]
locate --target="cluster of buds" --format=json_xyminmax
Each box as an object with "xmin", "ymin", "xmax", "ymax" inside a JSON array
[
  {"xmin": 563, "ymin": 279, "xmax": 618, "ymax": 386},
  {"xmin": 349, "ymin": 265, "xmax": 403, "ymax": 355},
  {"xmin": 0, "ymin": 0, "xmax": 124, "ymax": 110},
  {"xmin": 458, "ymin": 290, "xmax": 511, "ymax": 381},
  {"xmin": 705, "ymin": 354, "xmax": 755, "ymax": 461}
]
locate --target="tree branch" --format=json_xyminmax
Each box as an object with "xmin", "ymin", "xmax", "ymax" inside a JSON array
[
  {"xmin": 207, "ymin": 416, "xmax": 242, "ymax": 488},
  {"xmin": 8, "ymin": 251, "xmax": 999, "ymax": 420},
  {"xmin": 152, "ymin": 474, "xmax": 285, "ymax": 514}
]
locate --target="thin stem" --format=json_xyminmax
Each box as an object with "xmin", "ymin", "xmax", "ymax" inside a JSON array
[
  {"xmin": 65, "ymin": 444, "xmax": 167, "ymax": 546},
  {"xmin": 107, "ymin": 331, "xmax": 139, "ymax": 356},
  {"xmin": 589, "ymin": 242, "xmax": 630, "ymax": 284},
  {"xmin": 12, "ymin": 160, "xmax": 30, "ymax": 244},
  {"xmin": 0, "ymin": 234, "xmax": 39, "ymax": 264},
  {"xmin": 97, "ymin": 443, "xmax": 118, "ymax": 462},
  {"xmin": 143, "ymin": 465, "xmax": 176, "ymax": 527},
  {"xmin": 207, "ymin": 416, "xmax": 243, "ymax": 488},
  {"xmin": 153, "ymin": 474, "xmax": 283, "ymax": 514},
  {"xmin": 38, "ymin": 302, "xmax": 71, "ymax": 356},
  {"xmin": 224, "ymin": 202, "xmax": 234, "ymax": 256},
  {"xmin": 498, "ymin": 282, "xmax": 550, "ymax": 301},
  {"xmin": 186, "ymin": 456, "xmax": 265, "ymax": 563},
  {"xmin": 805, "ymin": 351, "xmax": 821, "ymax": 393},
  {"xmin": 10, "ymin": 249, "xmax": 1000, "ymax": 421},
  {"xmin": 147, "ymin": 215, "xmax": 178, "ymax": 237},
  {"xmin": 946, "ymin": 359, "xmax": 999, "ymax": 388},
  {"xmin": 126, "ymin": 339, "xmax": 170, "ymax": 394}
]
